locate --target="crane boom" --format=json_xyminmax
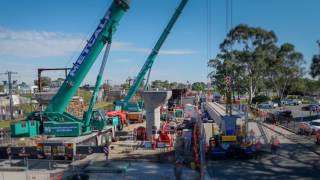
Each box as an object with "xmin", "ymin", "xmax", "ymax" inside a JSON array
[
  {"xmin": 83, "ymin": 40, "xmax": 112, "ymax": 134},
  {"xmin": 11, "ymin": 0, "xmax": 130, "ymax": 138},
  {"xmin": 123, "ymin": 0, "xmax": 188, "ymax": 102},
  {"xmin": 46, "ymin": 0, "xmax": 130, "ymax": 114}
]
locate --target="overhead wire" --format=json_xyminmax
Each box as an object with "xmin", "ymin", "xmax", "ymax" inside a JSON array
[{"xmin": 206, "ymin": 0, "xmax": 212, "ymax": 97}]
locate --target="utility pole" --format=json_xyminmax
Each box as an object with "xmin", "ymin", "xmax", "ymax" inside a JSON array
[{"xmin": 1, "ymin": 71, "xmax": 18, "ymax": 120}]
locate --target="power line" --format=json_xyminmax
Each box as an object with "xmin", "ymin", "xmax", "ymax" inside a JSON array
[
  {"xmin": 225, "ymin": 0, "xmax": 233, "ymax": 35},
  {"xmin": 0, "ymin": 71, "xmax": 18, "ymax": 120},
  {"xmin": 206, "ymin": 0, "xmax": 213, "ymax": 99},
  {"xmin": 230, "ymin": 0, "xmax": 233, "ymax": 29}
]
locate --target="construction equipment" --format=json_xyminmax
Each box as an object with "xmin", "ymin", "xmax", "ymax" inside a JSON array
[
  {"xmin": 108, "ymin": 0, "xmax": 189, "ymax": 122},
  {"xmin": 11, "ymin": 0, "xmax": 130, "ymax": 138}
]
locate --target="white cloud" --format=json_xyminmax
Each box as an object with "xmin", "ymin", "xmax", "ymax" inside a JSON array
[
  {"xmin": 0, "ymin": 27, "xmax": 196, "ymax": 58},
  {"xmin": 160, "ymin": 49, "xmax": 196, "ymax": 55},
  {"xmin": 111, "ymin": 41, "xmax": 196, "ymax": 55},
  {"xmin": 0, "ymin": 27, "xmax": 85, "ymax": 58}
]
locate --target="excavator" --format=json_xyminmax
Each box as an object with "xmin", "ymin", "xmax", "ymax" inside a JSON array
[
  {"xmin": 10, "ymin": 0, "xmax": 130, "ymax": 139},
  {"xmin": 106, "ymin": 0, "xmax": 188, "ymax": 125}
]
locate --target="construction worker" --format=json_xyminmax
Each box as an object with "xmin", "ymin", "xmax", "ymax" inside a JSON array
[
  {"xmin": 174, "ymin": 128, "xmax": 184, "ymax": 161},
  {"xmin": 249, "ymin": 129, "xmax": 256, "ymax": 143},
  {"xmin": 255, "ymin": 138, "xmax": 262, "ymax": 160},
  {"xmin": 316, "ymin": 130, "xmax": 320, "ymax": 144},
  {"xmin": 104, "ymin": 143, "xmax": 109, "ymax": 161},
  {"xmin": 174, "ymin": 160, "xmax": 183, "ymax": 180},
  {"xmin": 270, "ymin": 136, "xmax": 280, "ymax": 155}
]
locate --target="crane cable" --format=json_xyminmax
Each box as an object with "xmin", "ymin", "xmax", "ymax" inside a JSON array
[
  {"xmin": 225, "ymin": 0, "xmax": 233, "ymax": 35},
  {"xmin": 206, "ymin": 0, "xmax": 212, "ymax": 98},
  {"xmin": 224, "ymin": 0, "xmax": 234, "ymax": 115}
]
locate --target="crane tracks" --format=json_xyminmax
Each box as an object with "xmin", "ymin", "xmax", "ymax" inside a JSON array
[{"xmin": 256, "ymin": 121, "xmax": 268, "ymax": 144}]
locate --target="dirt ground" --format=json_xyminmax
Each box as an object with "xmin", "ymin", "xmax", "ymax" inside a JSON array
[{"xmin": 110, "ymin": 121, "xmax": 176, "ymax": 163}]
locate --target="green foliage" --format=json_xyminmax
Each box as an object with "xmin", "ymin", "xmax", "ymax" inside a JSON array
[
  {"xmin": 151, "ymin": 80, "xmax": 170, "ymax": 89},
  {"xmin": 271, "ymin": 96, "xmax": 281, "ymax": 101},
  {"xmin": 121, "ymin": 83, "xmax": 130, "ymax": 90},
  {"xmin": 310, "ymin": 55, "xmax": 320, "ymax": 79},
  {"xmin": 20, "ymin": 92, "xmax": 32, "ymax": 99},
  {"xmin": 19, "ymin": 103, "xmax": 33, "ymax": 115},
  {"xmin": 0, "ymin": 121, "xmax": 10, "ymax": 128},
  {"xmin": 0, "ymin": 84, "xmax": 4, "ymax": 92},
  {"xmin": 121, "ymin": 77, "xmax": 133, "ymax": 90},
  {"xmin": 209, "ymin": 24, "xmax": 277, "ymax": 104},
  {"xmin": 252, "ymin": 95, "xmax": 270, "ymax": 104},
  {"xmin": 286, "ymin": 95, "xmax": 298, "ymax": 99},
  {"xmin": 34, "ymin": 76, "xmax": 51, "ymax": 87},
  {"xmin": 209, "ymin": 24, "xmax": 305, "ymax": 103},
  {"xmin": 191, "ymin": 82, "xmax": 206, "ymax": 91},
  {"xmin": 302, "ymin": 99, "xmax": 312, "ymax": 104},
  {"xmin": 240, "ymin": 99, "xmax": 248, "ymax": 104},
  {"xmin": 267, "ymin": 43, "xmax": 304, "ymax": 98},
  {"xmin": 78, "ymin": 89, "xmax": 91, "ymax": 104}
]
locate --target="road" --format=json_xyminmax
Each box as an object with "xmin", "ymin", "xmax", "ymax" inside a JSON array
[
  {"xmin": 207, "ymin": 121, "xmax": 320, "ymax": 180},
  {"xmin": 262, "ymin": 104, "xmax": 319, "ymax": 121},
  {"xmin": 258, "ymin": 104, "xmax": 320, "ymax": 133}
]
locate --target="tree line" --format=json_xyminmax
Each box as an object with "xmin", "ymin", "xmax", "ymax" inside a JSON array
[
  {"xmin": 120, "ymin": 78, "xmax": 206, "ymax": 92},
  {"xmin": 208, "ymin": 24, "xmax": 320, "ymax": 104}
]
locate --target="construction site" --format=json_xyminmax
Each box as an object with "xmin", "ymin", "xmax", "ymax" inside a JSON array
[{"xmin": 1, "ymin": 0, "xmax": 320, "ymax": 179}]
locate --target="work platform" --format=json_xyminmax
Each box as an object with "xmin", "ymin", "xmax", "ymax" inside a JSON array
[{"xmin": 204, "ymin": 102, "xmax": 246, "ymax": 135}]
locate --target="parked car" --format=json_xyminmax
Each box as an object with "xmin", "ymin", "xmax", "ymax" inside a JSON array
[
  {"xmin": 296, "ymin": 99, "xmax": 302, "ymax": 105},
  {"xmin": 298, "ymin": 119, "xmax": 320, "ymax": 135},
  {"xmin": 287, "ymin": 99, "xmax": 299, "ymax": 106},
  {"xmin": 310, "ymin": 120, "xmax": 320, "ymax": 132},
  {"xmin": 298, "ymin": 122, "xmax": 312, "ymax": 135},
  {"xmin": 277, "ymin": 110, "xmax": 293, "ymax": 119},
  {"xmin": 257, "ymin": 102, "xmax": 273, "ymax": 109},
  {"xmin": 266, "ymin": 110, "xmax": 292, "ymax": 124},
  {"xmin": 272, "ymin": 100, "xmax": 282, "ymax": 107},
  {"xmin": 271, "ymin": 101, "xmax": 279, "ymax": 108},
  {"xmin": 301, "ymin": 104, "xmax": 320, "ymax": 111},
  {"xmin": 281, "ymin": 99, "xmax": 289, "ymax": 105}
]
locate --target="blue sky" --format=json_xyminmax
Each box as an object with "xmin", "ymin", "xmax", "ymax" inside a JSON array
[{"xmin": 0, "ymin": 0, "xmax": 319, "ymax": 85}]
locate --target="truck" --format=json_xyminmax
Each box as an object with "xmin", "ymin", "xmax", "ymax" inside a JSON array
[{"xmin": 9, "ymin": 0, "xmax": 130, "ymax": 159}]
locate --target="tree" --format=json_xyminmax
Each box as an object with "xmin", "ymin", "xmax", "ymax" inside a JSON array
[
  {"xmin": 151, "ymin": 80, "xmax": 170, "ymax": 89},
  {"xmin": 267, "ymin": 43, "xmax": 304, "ymax": 99},
  {"xmin": 78, "ymin": 89, "xmax": 91, "ymax": 104},
  {"xmin": 208, "ymin": 57, "xmax": 227, "ymax": 95},
  {"xmin": 192, "ymin": 82, "xmax": 206, "ymax": 92},
  {"xmin": 176, "ymin": 82, "xmax": 188, "ymax": 89},
  {"xmin": 211, "ymin": 24, "xmax": 277, "ymax": 103},
  {"xmin": 169, "ymin": 82, "xmax": 179, "ymax": 89},
  {"xmin": 120, "ymin": 77, "xmax": 132, "ymax": 90},
  {"xmin": 34, "ymin": 76, "xmax": 52, "ymax": 87},
  {"xmin": 121, "ymin": 83, "xmax": 130, "ymax": 90},
  {"xmin": 288, "ymin": 78, "xmax": 308, "ymax": 96},
  {"xmin": 19, "ymin": 82, "xmax": 28, "ymax": 87},
  {"xmin": 0, "ymin": 84, "xmax": 4, "ymax": 92},
  {"xmin": 310, "ymin": 54, "xmax": 320, "ymax": 79}
]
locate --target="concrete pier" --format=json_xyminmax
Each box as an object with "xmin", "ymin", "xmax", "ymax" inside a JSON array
[{"xmin": 142, "ymin": 91, "xmax": 172, "ymax": 138}]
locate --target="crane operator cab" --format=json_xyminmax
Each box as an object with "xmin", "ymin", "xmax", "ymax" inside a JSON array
[{"xmin": 89, "ymin": 109, "xmax": 120, "ymax": 131}]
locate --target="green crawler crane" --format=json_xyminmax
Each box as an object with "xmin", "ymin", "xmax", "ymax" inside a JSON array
[{"xmin": 11, "ymin": 0, "xmax": 131, "ymax": 137}]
